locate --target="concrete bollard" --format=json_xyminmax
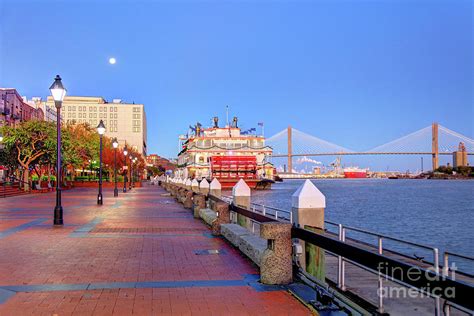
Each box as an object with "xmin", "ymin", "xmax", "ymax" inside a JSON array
[
  {"xmin": 291, "ymin": 179, "xmax": 326, "ymax": 281},
  {"xmin": 209, "ymin": 178, "xmax": 221, "ymax": 198},
  {"xmin": 183, "ymin": 190, "xmax": 194, "ymax": 209},
  {"xmin": 260, "ymin": 222, "xmax": 293, "ymax": 285},
  {"xmin": 212, "ymin": 202, "xmax": 230, "ymax": 236},
  {"xmin": 191, "ymin": 179, "xmax": 199, "ymax": 193},
  {"xmin": 200, "ymin": 178, "xmax": 210, "ymax": 196},
  {"xmin": 193, "ymin": 194, "xmax": 206, "ymax": 218},
  {"xmin": 185, "ymin": 178, "xmax": 192, "ymax": 190},
  {"xmin": 232, "ymin": 179, "xmax": 251, "ymax": 228}
]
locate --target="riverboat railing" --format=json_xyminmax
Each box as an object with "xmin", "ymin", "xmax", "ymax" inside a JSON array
[{"xmin": 221, "ymin": 194, "xmax": 474, "ymax": 315}]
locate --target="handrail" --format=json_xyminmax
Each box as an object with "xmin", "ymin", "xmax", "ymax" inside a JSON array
[{"xmin": 291, "ymin": 226, "xmax": 474, "ymax": 311}]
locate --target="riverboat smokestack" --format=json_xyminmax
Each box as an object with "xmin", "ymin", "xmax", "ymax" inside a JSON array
[
  {"xmin": 233, "ymin": 116, "xmax": 238, "ymax": 128},
  {"xmin": 213, "ymin": 117, "xmax": 219, "ymax": 128}
]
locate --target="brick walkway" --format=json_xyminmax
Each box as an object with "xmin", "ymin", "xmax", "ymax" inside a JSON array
[{"xmin": 0, "ymin": 185, "xmax": 311, "ymax": 315}]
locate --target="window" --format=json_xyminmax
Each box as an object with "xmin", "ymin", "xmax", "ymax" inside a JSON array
[
  {"xmin": 114, "ymin": 113, "xmax": 117, "ymax": 119},
  {"xmin": 133, "ymin": 107, "xmax": 140, "ymax": 112},
  {"xmin": 133, "ymin": 114, "xmax": 141, "ymax": 119},
  {"xmin": 99, "ymin": 107, "xmax": 102, "ymax": 112},
  {"xmin": 114, "ymin": 107, "xmax": 118, "ymax": 112},
  {"xmin": 133, "ymin": 127, "xmax": 141, "ymax": 133}
]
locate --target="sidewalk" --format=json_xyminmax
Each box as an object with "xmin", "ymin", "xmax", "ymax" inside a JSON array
[{"xmin": 0, "ymin": 185, "xmax": 311, "ymax": 315}]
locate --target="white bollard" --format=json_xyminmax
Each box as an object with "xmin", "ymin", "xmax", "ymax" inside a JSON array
[
  {"xmin": 191, "ymin": 179, "xmax": 199, "ymax": 193},
  {"xmin": 200, "ymin": 178, "xmax": 210, "ymax": 195},
  {"xmin": 291, "ymin": 179, "xmax": 326, "ymax": 280},
  {"xmin": 232, "ymin": 179, "xmax": 251, "ymax": 228},
  {"xmin": 210, "ymin": 178, "xmax": 221, "ymax": 198}
]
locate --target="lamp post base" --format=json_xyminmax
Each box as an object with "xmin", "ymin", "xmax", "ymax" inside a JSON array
[
  {"xmin": 54, "ymin": 205, "xmax": 63, "ymax": 226},
  {"xmin": 123, "ymin": 187, "xmax": 127, "ymax": 193},
  {"xmin": 114, "ymin": 188, "xmax": 118, "ymax": 197},
  {"xmin": 97, "ymin": 193, "xmax": 103, "ymax": 205}
]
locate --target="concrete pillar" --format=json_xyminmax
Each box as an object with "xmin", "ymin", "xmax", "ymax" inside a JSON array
[
  {"xmin": 200, "ymin": 178, "xmax": 210, "ymax": 196},
  {"xmin": 260, "ymin": 222, "xmax": 293, "ymax": 285},
  {"xmin": 287, "ymin": 126, "xmax": 293, "ymax": 174},
  {"xmin": 210, "ymin": 178, "xmax": 221, "ymax": 198},
  {"xmin": 212, "ymin": 202, "xmax": 230, "ymax": 236},
  {"xmin": 191, "ymin": 179, "xmax": 199, "ymax": 193},
  {"xmin": 291, "ymin": 179, "xmax": 326, "ymax": 281},
  {"xmin": 193, "ymin": 194, "xmax": 206, "ymax": 218},
  {"xmin": 432, "ymin": 122, "xmax": 439, "ymax": 171},
  {"xmin": 232, "ymin": 179, "xmax": 251, "ymax": 228},
  {"xmin": 185, "ymin": 178, "xmax": 192, "ymax": 190}
]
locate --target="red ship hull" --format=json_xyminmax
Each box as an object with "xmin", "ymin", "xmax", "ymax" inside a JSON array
[{"xmin": 344, "ymin": 171, "xmax": 367, "ymax": 178}]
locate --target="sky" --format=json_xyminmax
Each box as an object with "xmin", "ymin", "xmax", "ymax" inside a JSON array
[{"xmin": 1, "ymin": 0, "xmax": 472, "ymax": 171}]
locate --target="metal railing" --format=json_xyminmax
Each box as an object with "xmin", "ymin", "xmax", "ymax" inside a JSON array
[{"xmin": 219, "ymin": 195, "xmax": 474, "ymax": 315}]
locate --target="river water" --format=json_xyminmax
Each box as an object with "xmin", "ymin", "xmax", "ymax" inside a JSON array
[{"xmin": 248, "ymin": 179, "xmax": 474, "ymax": 273}]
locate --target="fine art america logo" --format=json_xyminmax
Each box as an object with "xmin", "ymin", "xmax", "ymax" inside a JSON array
[{"xmin": 377, "ymin": 262, "xmax": 457, "ymax": 299}]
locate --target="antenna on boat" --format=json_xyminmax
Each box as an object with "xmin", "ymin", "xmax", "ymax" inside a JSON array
[{"xmin": 226, "ymin": 105, "xmax": 229, "ymax": 127}]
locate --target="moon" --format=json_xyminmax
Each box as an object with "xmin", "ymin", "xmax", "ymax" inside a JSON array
[{"xmin": 109, "ymin": 57, "xmax": 116, "ymax": 65}]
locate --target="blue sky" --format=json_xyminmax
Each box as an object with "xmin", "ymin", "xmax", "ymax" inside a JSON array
[{"xmin": 1, "ymin": 0, "xmax": 472, "ymax": 170}]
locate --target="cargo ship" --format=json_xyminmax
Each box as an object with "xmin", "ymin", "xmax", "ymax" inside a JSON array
[
  {"xmin": 343, "ymin": 167, "xmax": 368, "ymax": 178},
  {"xmin": 176, "ymin": 116, "xmax": 274, "ymax": 189}
]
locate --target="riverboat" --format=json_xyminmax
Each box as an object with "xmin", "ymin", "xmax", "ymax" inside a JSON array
[
  {"xmin": 176, "ymin": 117, "xmax": 274, "ymax": 189},
  {"xmin": 343, "ymin": 167, "xmax": 368, "ymax": 178}
]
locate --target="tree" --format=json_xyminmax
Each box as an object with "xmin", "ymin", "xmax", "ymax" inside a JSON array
[{"xmin": 1, "ymin": 121, "xmax": 56, "ymax": 190}]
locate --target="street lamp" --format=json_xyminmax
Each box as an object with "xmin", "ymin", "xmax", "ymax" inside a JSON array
[
  {"xmin": 129, "ymin": 155, "xmax": 133, "ymax": 190},
  {"xmin": 123, "ymin": 145, "xmax": 128, "ymax": 192},
  {"xmin": 112, "ymin": 138, "xmax": 119, "ymax": 197},
  {"xmin": 50, "ymin": 75, "xmax": 66, "ymax": 226},
  {"xmin": 96, "ymin": 120, "xmax": 106, "ymax": 205},
  {"xmin": 133, "ymin": 157, "xmax": 138, "ymax": 188}
]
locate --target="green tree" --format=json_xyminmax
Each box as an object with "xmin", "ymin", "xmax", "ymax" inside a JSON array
[{"xmin": 2, "ymin": 121, "xmax": 57, "ymax": 190}]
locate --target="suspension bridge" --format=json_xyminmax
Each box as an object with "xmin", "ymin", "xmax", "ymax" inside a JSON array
[{"xmin": 266, "ymin": 123, "xmax": 474, "ymax": 172}]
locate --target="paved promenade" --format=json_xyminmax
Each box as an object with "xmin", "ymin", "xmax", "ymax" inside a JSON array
[{"xmin": 0, "ymin": 185, "xmax": 311, "ymax": 315}]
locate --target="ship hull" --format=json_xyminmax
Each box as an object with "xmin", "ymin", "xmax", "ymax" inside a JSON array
[
  {"xmin": 344, "ymin": 171, "xmax": 367, "ymax": 179},
  {"xmin": 218, "ymin": 178, "xmax": 273, "ymax": 190}
]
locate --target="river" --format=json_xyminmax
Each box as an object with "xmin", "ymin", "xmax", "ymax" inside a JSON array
[{"xmin": 248, "ymin": 179, "xmax": 474, "ymax": 273}]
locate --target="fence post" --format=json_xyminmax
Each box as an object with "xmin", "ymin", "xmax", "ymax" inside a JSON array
[
  {"xmin": 200, "ymin": 178, "xmax": 210, "ymax": 196},
  {"xmin": 210, "ymin": 178, "xmax": 221, "ymax": 198},
  {"xmin": 191, "ymin": 179, "xmax": 199, "ymax": 193},
  {"xmin": 260, "ymin": 222, "xmax": 293, "ymax": 284},
  {"xmin": 232, "ymin": 179, "xmax": 251, "ymax": 229},
  {"xmin": 291, "ymin": 179, "xmax": 326, "ymax": 281},
  {"xmin": 212, "ymin": 202, "xmax": 230, "ymax": 235}
]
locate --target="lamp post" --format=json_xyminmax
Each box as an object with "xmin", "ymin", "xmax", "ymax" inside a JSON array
[
  {"xmin": 129, "ymin": 155, "xmax": 133, "ymax": 191},
  {"xmin": 132, "ymin": 157, "xmax": 138, "ymax": 188},
  {"xmin": 112, "ymin": 138, "xmax": 119, "ymax": 197},
  {"xmin": 50, "ymin": 75, "xmax": 66, "ymax": 226},
  {"xmin": 123, "ymin": 145, "xmax": 128, "ymax": 192},
  {"xmin": 97, "ymin": 120, "xmax": 106, "ymax": 205}
]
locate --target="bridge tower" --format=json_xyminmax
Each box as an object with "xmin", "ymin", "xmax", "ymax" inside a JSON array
[
  {"xmin": 287, "ymin": 126, "xmax": 293, "ymax": 173},
  {"xmin": 432, "ymin": 122, "xmax": 439, "ymax": 171}
]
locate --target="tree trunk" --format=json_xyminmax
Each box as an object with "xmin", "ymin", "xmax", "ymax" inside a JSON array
[{"xmin": 23, "ymin": 168, "xmax": 30, "ymax": 191}]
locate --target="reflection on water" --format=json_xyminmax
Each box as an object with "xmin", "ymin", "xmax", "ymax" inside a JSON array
[{"xmin": 247, "ymin": 179, "xmax": 474, "ymax": 273}]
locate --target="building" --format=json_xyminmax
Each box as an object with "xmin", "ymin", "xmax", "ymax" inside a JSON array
[
  {"xmin": 146, "ymin": 154, "xmax": 176, "ymax": 171},
  {"xmin": 23, "ymin": 97, "xmax": 59, "ymax": 123},
  {"xmin": 45, "ymin": 96, "xmax": 147, "ymax": 156},
  {"xmin": 453, "ymin": 142, "xmax": 469, "ymax": 168},
  {"xmin": 0, "ymin": 88, "xmax": 44, "ymax": 128}
]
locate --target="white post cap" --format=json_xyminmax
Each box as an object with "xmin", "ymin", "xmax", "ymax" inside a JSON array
[
  {"xmin": 200, "ymin": 178, "xmax": 210, "ymax": 189},
  {"xmin": 210, "ymin": 178, "xmax": 221, "ymax": 190},
  {"xmin": 291, "ymin": 179, "xmax": 325, "ymax": 208},
  {"xmin": 185, "ymin": 178, "xmax": 192, "ymax": 186},
  {"xmin": 232, "ymin": 179, "xmax": 251, "ymax": 197},
  {"xmin": 191, "ymin": 179, "xmax": 199, "ymax": 187}
]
